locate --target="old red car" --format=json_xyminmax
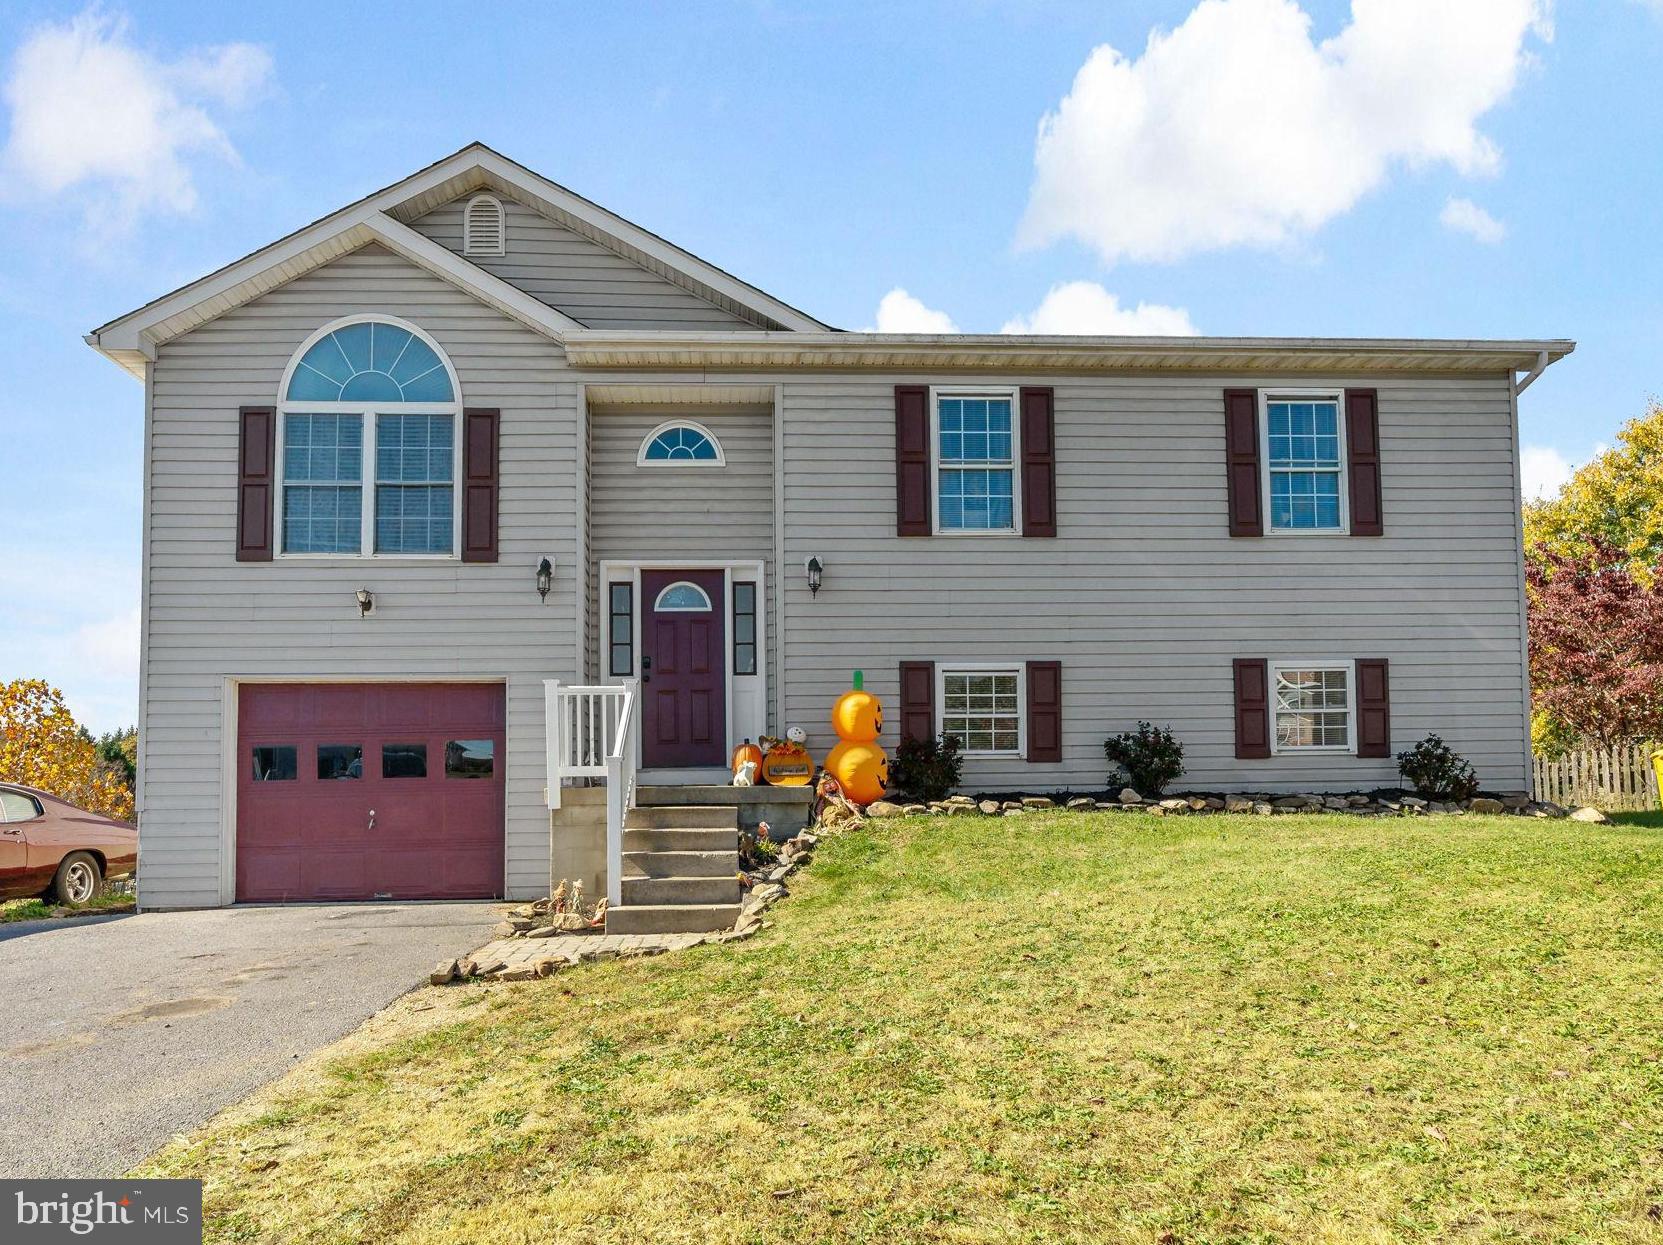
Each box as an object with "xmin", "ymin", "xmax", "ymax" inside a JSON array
[{"xmin": 0, "ymin": 783, "xmax": 137, "ymax": 903}]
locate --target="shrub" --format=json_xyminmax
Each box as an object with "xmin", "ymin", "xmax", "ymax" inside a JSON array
[
  {"xmin": 1103, "ymin": 721, "xmax": 1185, "ymax": 796},
  {"xmin": 890, "ymin": 733, "xmax": 963, "ymax": 802},
  {"xmin": 1396, "ymin": 734, "xmax": 1480, "ymax": 800}
]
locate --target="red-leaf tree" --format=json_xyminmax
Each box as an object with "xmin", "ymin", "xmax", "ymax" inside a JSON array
[{"xmin": 1527, "ymin": 540, "xmax": 1663, "ymax": 747}]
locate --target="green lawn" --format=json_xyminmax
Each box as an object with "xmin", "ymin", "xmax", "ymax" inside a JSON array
[
  {"xmin": 0, "ymin": 891, "xmax": 135, "ymax": 923},
  {"xmin": 141, "ymin": 812, "xmax": 1663, "ymax": 1243}
]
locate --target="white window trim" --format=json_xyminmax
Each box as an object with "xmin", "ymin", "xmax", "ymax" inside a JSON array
[
  {"xmin": 930, "ymin": 386, "xmax": 1022, "ymax": 536},
  {"xmin": 462, "ymin": 193, "xmax": 506, "ymax": 257},
  {"xmin": 1268, "ymin": 660, "xmax": 1357, "ymax": 755},
  {"xmin": 274, "ymin": 315, "xmax": 463, "ymax": 561},
  {"xmin": 936, "ymin": 662, "xmax": 1026, "ymax": 758},
  {"xmin": 1259, "ymin": 388, "xmax": 1350, "ymax": 536},
  {"xmin": 635, "ymin": 419, "xmax": 726, "ymax": 467}
]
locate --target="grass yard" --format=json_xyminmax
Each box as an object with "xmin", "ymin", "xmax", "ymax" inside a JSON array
[
  {"xmin": 141, "ymin": 812, "xmax": 1663, "ymax": 1244},
  {"xmin": 0, "ymin": 890, "xmax": 135, "ymax": 923}
]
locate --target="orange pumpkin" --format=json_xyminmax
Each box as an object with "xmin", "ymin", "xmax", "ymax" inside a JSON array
[
  {"xmin": 831, "ymin": 689, "xmax": 882, "ymax": 744},
  {"xmin": 731, "ymin": 739, "xmax": 764, "ymax": 779},
  {"xmin": 825, "ymin": 739, "xmax": 888, "ymax": 805}
]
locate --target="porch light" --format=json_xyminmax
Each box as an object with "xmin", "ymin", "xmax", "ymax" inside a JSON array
[
  {"xmin": 536, "ymin": 557, "xmax": 554, "ymax": 602},
  {"xmin": 805, "ymin": 556, "xmax": 824, "ymax": 598},
  {"xmin": 355, "ymin": 587, "xmax": 374, "ymax": 617}
]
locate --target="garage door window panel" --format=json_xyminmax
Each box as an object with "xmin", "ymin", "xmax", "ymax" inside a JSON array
[
  {"xmin": 251, "ymin": 746, "xmax": 297, "ymax": 781},
  {"xmin": 317, "ymin": 745, "xmax": 364, "ymax": 780},
  {"xmin": 382, "ymin": 743, "xmax": 428, "ymax": 778},
  {"xmin": 446, "ymin": 739, "xmax": 494, "ymax": 779}
]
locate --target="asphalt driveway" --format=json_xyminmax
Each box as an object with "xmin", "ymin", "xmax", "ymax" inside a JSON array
[{"xmin": 0, "ymin": 902, "xmax": 504, "ymax": 1178}]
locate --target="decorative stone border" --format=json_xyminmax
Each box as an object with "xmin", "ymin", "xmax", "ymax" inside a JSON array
[{"xmin": 866, "ymin": 790, "xmax": 1609, "ymax": 823}]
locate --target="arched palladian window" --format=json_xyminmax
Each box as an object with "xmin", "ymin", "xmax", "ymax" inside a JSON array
[
  {"xmin": 277, "ymin": 317, "xmax": 461, "ymax": 558},
  {"xmin": 653, "ymin": 581, "xmax": 713, "ymax": 612},
  {"xmin": 637, "ymin": 420, "xmax": 725, "ymax": 466}
]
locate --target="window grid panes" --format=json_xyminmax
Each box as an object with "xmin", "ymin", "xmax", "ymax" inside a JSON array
[
  {"xmin": 282, "ymin": 414, "xmax": 363, "ymax": 553},
  {"xmin": 641, "ymin": 424, "xmax": 720, "ymax": 463},
  {"xmin": 938, "ymin": 395, "xmax": 1015, "ymax": 531},
  {"xmin": 374, "ymin": 414, "xmax": 454, "ymax": 554},
  {"xmin": 609, "ymin": 583, "xmax": 633, "ymax": 677},
  {"xmin": 1266, "ymin": 399, "xmax": 1343, "ymax": 530},
  {"xmin": 286, "ymin": 322, "xmax": 453, "ymax": 403},
  {"xmin": 654, "ymin": 582, "xmax": 712, "ymax": 612},
  {"xmin": 733, "ymin": 582, "xmax": 757, "ymax": 675},
  {"xmin": 942, "ymin": 670, "xmax": 1021, "ymax": 754},
  {"xmin": 1274, "ymin": 668, "xmax": 1351, "ymax": 749}
]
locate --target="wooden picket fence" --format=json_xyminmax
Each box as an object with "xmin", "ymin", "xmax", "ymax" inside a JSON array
[{"xmin": 1532, "ymin": 742, "xmax": 1659, "ymax": 812}]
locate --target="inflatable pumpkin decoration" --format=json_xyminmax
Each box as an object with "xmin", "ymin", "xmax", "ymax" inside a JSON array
[{"xmin": 825, "ymin": 671, "xmax": 888, "ymax": 805}]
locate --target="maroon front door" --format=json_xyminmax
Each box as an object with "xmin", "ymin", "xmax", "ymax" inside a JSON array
[
  {"xmin": 641, "ymin": 569, "xmax": 727, "ymax": 768},
  {"xmin": 236, "ymin": 682, "xmax": 505, "ymax": 902}
]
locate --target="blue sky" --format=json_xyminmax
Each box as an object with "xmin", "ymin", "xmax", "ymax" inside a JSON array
[{"xmin": 1, "ymin": 0, "xmax": 1658, "ymax": 732}]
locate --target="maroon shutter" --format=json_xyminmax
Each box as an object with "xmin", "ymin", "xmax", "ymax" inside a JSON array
[
  {"xmin": 461, "ymin": 407, "xmax": 499, "ymax": 563},
  {"xmin": 1020, "ymin": 387, "xmax": 1056, "ymax": 537},
  {"xmin": 1355, "ymin": 658, "xmax": 1391, "ymax": 757},
  {"xmin": 899, "ymin": 661, "xmax": 934, "ymax": 743},
  {"xmin": 1026, "ymin": 660, "xmax": 1062, "ymax": 762},
  {"xmin": 895, "ymin": 385, "xmax": 931, "ymax": 536},
  {"xmin": 1224, "ymin": 389, "xmax": 1262, "ymax": 537},
  {"xmin": 1233, "ymin": 658, "xmax": 1271, "ymax": 759},
  {"xmin": 1345, "ymin": 389, "xmax": 1383, "ymax": 536},
  {"xmin": 236, "ymin": 405, "xmax": 276, "ymax": 562}
]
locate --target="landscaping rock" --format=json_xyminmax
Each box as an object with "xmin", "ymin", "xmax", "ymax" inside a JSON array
[
  {"xmin": 1067, "ymin": 797, "xmax": 1096, "ymax": 810},
  {"xmin": 1022, "ymin": 797, "xmax": 1054, "ymax": 809},
  {"xmin": 533, "ymin": 958, "xmax": 563, "ymax": 977},
  {"xmin": 524, "ymin": 926, "xmax": 562, "ymax": 939},
  {"xmin": 1468, "ymin": 797, "xmax": 1504, "ymax": 814},
  {"xmin": 1499, "ymin": 791, "xmax": 1531, "ymax": 810},
  {"xmin": 491, "ymin": 922, "xmax": 519, "ymax": 939},
  {"xmin": 1272, "ymin": 796, "xmax": 1307, "ymax": 810},
  {"xmin": 1186, "ymin": 796, "xmax": 1208, "ymax": 811},
  {"xmin": 430, "ymin": 959, "xmax": 459, "ymax": 986},
  {"xmin": 497, "ymin": 966, "xmax": 537, "ymax": 982},
  {"xmin": 902, "ymin": 804, "xmax": 928, "ymax": 815},
  {"xmin": 1203, "ymin": 797, "xmax": 1226, "ymax": 810},
  {"xmin": 1348, "ymin": 794, "xmax": 1372, "ymax": 807},
  {"xmin": 1003, "ymin": 801, "xmax": 1025, "ymax": 812},
  {"xmin": 1322, "ymin": 796, "xmax": 1349, "ymax": 811},
  {"xmin": 1225, "ymin": 795, "xmax": 1254, "ymax": 813},
  {"xmin": 752, "ymin": 883, "xmax": 788, "ymax": 905},
  {"xmin": 1253, "ymin": 802, "xmax": 1275, "ymax": 816},
  {"xmin": 1119, "ymin": 788, "xmax": 1144, "ymax": 804},
  {"xmin": 1401, "ymin": 796, "xmax": 1427, "ymax": 809},
  {"xmin": 1158, "ymin": 798, "xmax": 1189, "ymax": 813},
  {"xmin": 1569, "ymin": 806, "xmax": 1610, "ymax": 824},
  {"xmin": 867, "ymin": 800, "xmax": 906, "ymax": 818},
  {"xmin": 578, "ymin": 947, "xmax": 619, "ymax": 963},
  {"xmin": 473, "ymin": 957, "xmax": 507, "ymax": 977},
  {"xmin": 979, "ymin": 800, "xmax": 1003, "ymax": 815}
]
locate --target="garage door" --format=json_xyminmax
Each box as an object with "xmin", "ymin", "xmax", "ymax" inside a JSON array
[{"xmin": 236, "ymin": 683, "xmax": 505, "ymax": 902}]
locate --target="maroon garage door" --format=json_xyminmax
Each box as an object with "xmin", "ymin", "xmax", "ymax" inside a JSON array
[{"xmin": 236, "ymin": 683, "xmax": 505, "ymax": 902}]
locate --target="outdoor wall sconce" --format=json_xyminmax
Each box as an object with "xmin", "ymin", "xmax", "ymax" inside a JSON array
[
  {"xmin": 536, "ymin": 557, "xmax": 554, "ymax": 602},
  {"xmin": 355, "ymin": 587, "xmax": 375, "ymax": 617},
  {"xmin": 805, "ymin": 556, "xmax": 825, "ymax": 598}
]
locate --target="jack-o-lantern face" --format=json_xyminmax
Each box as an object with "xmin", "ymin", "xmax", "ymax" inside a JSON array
[
  {"xmin": 825, "ymin": 739, "xmax": 888, "ymax": 805},
  {"xmin": 832, "ymin": 690, "xmax": 883, "ymax": 744}
]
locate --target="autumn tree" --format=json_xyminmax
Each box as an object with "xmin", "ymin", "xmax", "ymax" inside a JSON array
[
  {"xmin": 1526, "ymin": 542, "xmax": 1663, "ymax": 748},
  {"xmin": 0, "ymin": 680, "xmax": 135, "ymax": 821},
  {"xmin": 1525, "ymin": 399, "xmax": 1663, "ymax": 579}
]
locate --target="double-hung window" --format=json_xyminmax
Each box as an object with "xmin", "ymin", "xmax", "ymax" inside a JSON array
[
  {"xmin": 938, "ymin": 664, "xmax": 1024, "ymax": 755},
  {"xmin": 935, "ymin": 391, "xmax": 1018, "ymax": 533},
  {"xmin": 1271, "ymin": 663, "xmax": 1355, "ymax": 752},
  {"xmin": 1263, "ymin": 393, "xmax": 1346, "ymax": 532},
  {"xmin": 278, "ymin": 319, "xmax": 460, "ymax": 557}
]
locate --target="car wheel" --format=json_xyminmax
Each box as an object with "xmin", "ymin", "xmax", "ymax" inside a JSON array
[{"xmin": 53, "ymin": 852, "xmax": 102, "ymax": 905}]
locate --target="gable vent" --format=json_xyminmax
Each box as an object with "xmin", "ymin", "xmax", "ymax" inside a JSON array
[{"xmin": 462, "ymin": 194, "xmax": 505, "ymax": 257}]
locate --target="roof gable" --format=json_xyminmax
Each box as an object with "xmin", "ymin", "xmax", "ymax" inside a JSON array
[{"xmin": 88, "ymin": 142, "xmax": 826, "ymax": 377}]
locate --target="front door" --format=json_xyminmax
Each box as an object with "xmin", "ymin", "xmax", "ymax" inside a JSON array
[{"xmin": 641, "ymin": 569, "xmax": 727, "ymax": 768}]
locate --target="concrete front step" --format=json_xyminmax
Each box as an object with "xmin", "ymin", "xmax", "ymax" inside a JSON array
[
  {"xmin": 622, "ymin": 826, "xmax": 738, "ymax": 853},
  {"xmin": 624, "ymin": 804, "xmax": 738, "ymax": 830},
  {"xmin": 621, "ymin": 875, "xmax": 742, "ymax": 906},
  {"xmin": 606, "ymin": 903, "xmax": 741, "ymax": 935},
  {"xmin": 623, "ymin": 849, "xmax": 738, "ymax": 878}
]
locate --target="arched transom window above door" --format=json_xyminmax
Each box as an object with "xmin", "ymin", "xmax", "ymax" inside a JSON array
[
  {"xmin": 637, "ymin": 420, "xmax": 725, "ymax": 466},
  {"xmin": 653, "ymin": 581, "xmax": 713, "ymax": 611},
  {"xmin": 277, "ymin": 317, "xmax": 461, "ymax": 558}
]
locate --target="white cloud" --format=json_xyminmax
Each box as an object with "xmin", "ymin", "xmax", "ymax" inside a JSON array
[
  {"xmin": 1520, "ymin": 444, "xmax": 1574, "ymax": 500},
  {"xmin": 1001, "ymin": 281, "xmax": 1198, "ymax": 335},
  {"xmin": 864, "ymin": 287, "xmax": 959, "ymax": 333},
  {"xmin": 1, "ymin": 10, "xmax": 273, "ymax": 225},
  {"xmin": 1440, "ymin": 196, "xmax": 1506, "ymax": 243},
  {"xmin": 1019, "ymin": 0, "xmax": 1550, "ymax": 264}
]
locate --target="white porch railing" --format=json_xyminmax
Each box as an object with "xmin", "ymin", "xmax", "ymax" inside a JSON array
[{"xmin": 544, "ymin": 679, "xmax": 639, "ymax": 909}]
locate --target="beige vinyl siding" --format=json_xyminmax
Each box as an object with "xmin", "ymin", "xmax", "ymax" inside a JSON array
[
  {"xmin": 777, "ymin": 373, "xmax": 1530, "ymax": 793},
  {"xmin": 410, "ymin": 197, "xmax": 760, "ymax": 331},
  {"xmin": 586, "ymin": 406, "xmax": 776, "ymax": 688},
  {"xmin": 141, "ymin": 243, "xmax": 579, "ymax": 908}
]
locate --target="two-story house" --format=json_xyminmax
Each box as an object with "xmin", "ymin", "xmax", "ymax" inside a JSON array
[{"xmin": 88, "ymin": 144, "xmax": 1571, "ymax": 927}]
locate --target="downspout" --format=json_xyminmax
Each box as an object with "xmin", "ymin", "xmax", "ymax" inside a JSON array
[
  {"xmin": 1510, "ymin": 349, "xmax": 1549, "ymax": 789},
  {"xmin": 1513, "ymin": 349, "xmax": 1550, "ymax": 397}
]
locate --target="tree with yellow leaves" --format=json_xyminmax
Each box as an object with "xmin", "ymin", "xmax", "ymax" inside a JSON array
[
  {"xmin": 0, "ymin": 679, "xmax": 135, "ymax": 822},
  {"xmin": 1524, "ymin": 399, "xmax": 1663, "ymax": 582}
]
